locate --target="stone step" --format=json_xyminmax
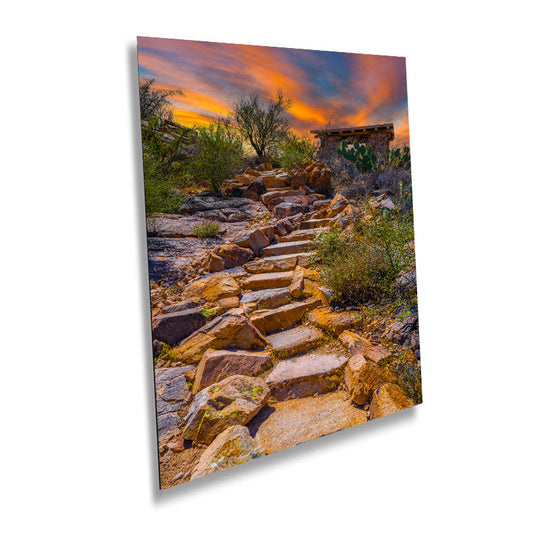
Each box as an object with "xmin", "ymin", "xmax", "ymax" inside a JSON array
[
  {"xmin": 249, "ymin": 297, "xmax": 322, "ymax": 334},
  {"xmin": 265, "ymin": 352, "xmax": 348, "ymax": 401},
  {"xmin": 261, "ymin": 190, "xmax": 301, "ymax": 205},
  {"xmin": 267, "ymin": 326, "xmax": 324, "ymax": 358},
  {"xmin": 247, "ymin": 392, "xmax": 367, "ymax": 454},
  {"xmin": 240, "ymin": 287, "xmax": 291, "ymax": 310},
  {"xmin": 278, "ymin": 228, "xmax": 322, "ymax": 243},
  {"xmin": 261, "ymin": 240, "xmax": 312, "ymax": 257},
  {"xmin": 265, "ymin": 187, "xmax": 293, "ymax": 193},
  {"xmin": 240, "ymin": 271, "xmax": 293, "ymax": 291},
  {"xmin": 242, "ymin": 253, "xmax": 313, "ymax": 274},
  {"xmin": 299, "ymin": 218, "xmax": 332, "ymax": 230}
]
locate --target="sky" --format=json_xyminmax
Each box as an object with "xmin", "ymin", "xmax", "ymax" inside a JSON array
[{"xmin": 137, "ymin": 37, "xmax": 410, "ymax": 146}]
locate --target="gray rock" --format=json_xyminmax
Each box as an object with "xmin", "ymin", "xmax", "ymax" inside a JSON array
[{"xmin": 152, "ymin": 308, "xmax": 208, "ymax": 345}]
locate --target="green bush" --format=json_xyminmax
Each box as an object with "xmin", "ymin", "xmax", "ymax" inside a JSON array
[
  {"xmin": 313, "ymin": 206, "xmax": 415, "ymax": 306},
  {"xmin": 141, "ymin": 117, "xmax": 189, "ymax": 213},
  {"xmin": 279, "ymin": 130, "xmax": 315, "ymax": 170},
  {"xmin": 192, "ymin": 221, "xmax": 220, "ymax": 238},
  {"xmin": 187, "ymin": 124, "xmax": 244, "ymax": 193}
]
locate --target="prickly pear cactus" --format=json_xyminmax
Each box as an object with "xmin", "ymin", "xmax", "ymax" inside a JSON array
[
  {"xmin": 388, "ymin": 146, "xmax": 411, "ymax": 169},
  {"xmin": 336, "ymin": 140, "xmax": 378, "ymax": 173}
]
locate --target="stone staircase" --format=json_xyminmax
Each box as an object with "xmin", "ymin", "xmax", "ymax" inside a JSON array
[{"xmin": 154, "ymin": 166, "xmax": 415, "ymax": 488}]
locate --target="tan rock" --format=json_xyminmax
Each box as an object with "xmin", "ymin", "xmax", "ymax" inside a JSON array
[
  {"xmin": 214, "ymin": 244, "xmax": 254, "ymax": 269},
  {"xmin": 328, "ymin": 193, "xmax": 349, "ymax": 217},
  {"xmin": 242, "ymin": 254, "xmax": 299, "ymax": 274},
  {"xmin": 182, "ymin": 273, "xmax": 241, "ymax": 302},
  {"xmin": 308, "ymin": 307, "xmax": 361, "ymax": 335},
  {"xmin": 262, "ymin": 175, "xmax": 289, "ymax": 188},
  {"xmin": 339, "ymin": 331, "xmax": 390, "ymax": 363},
  {"xmin": 183, "ymin": 375, "xmax": 270, "ymax": 444},
  {"xmin": 249, "ymin": 297, "xmax": 322, "ymax": 334},
  {"xmin": 204, "ymin": 253, "xmax": 225, "ymax": 273},
  {"xmin": 289, "ymin": 266, "xmax": 321, "ymax": 298},
  {"xmin": 193, "ymin": 349, "xmax": 272, "ymax": 394},
  {"xmin": 344, "ymin": 355, "xmax": 396, "ymax": 406},
  {"xmin": 190, "ymin": 425, "xmax": 266, "ymax": 480},
  {"xmin": 233, "ymin": 229, "xmax": 270, "ymax": 255},
  {"xmin": 369, "ymin": 383, "xmax": 415, "ymax": 420},
  {"xmin": 217, "ymin": 296, "xmax": 240, "ymax": 312}
]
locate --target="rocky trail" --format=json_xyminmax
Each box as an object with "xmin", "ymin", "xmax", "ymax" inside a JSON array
[{"xmin": 149, "ymin": 163, "xmax": 418, "ymax": 489}]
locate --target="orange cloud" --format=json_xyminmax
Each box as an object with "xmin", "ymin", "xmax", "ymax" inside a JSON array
[{"xmin": 137, "ymin": 38, "xmax": 411, "ymax": 145}]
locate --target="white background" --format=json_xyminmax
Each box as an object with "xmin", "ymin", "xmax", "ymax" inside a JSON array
[{"xmin": 1, "ymin": 1, "xmax": 532, "ymax": 531}]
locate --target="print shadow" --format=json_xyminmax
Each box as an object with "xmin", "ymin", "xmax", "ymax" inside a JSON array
[{"xmin": 127, "ymin": 41, "xmax": 161, "ymax": 494}]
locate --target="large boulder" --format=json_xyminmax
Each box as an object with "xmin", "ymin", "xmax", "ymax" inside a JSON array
[
  {"xmin": 181, "ymin": 272, "xmax": 241, "ymax": 302},
  {"xmin": 171, "ymin": 309, "xmax": 268, "ymax": 364},
  {"xmin": 193, "ymin": 349, "xmax": 272, "ymax": 394},
  {"xmin": 190, "ymin": 425, "xmax": 266, "ymax": 480},
  {"xmin": 152, "ymin": 308, "xmax": 207, "ymax": 345},
  {"xmin": 369, "ymin": 383, "xmax": 415, "ymax": 420},
  {"xmin": 183, "ymin": 375, "xmax": 270, "ymax": 444},
  {"xmin": 205, "ymin": 244, "xmax": 254, "ymax": 272}
]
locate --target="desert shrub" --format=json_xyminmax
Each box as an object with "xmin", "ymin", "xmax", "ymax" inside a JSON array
[
  {"xmin": 187, "ymin": 124, "xmax": 244, "ymax": 193},
  {"xmin": 278, "ymin": 131, "xmax": 316, "ymax": 170},
  {"xmin": 313, "ymin": 228, "xmax": 391, "ymax": 304},
  {"xmin": 313, "ymin": 206, "xmax": 415, "ymax": 306},
  {"xmin": 381, "ymin": 351, "xmax": 422, "ymax": 404},
  {"xmin": 192, "ymin": 221, "xmax": 220, "ymax": 238}
]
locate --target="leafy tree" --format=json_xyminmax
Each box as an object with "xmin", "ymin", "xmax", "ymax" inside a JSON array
[
  {"xmin": 139, "ymin": 78, "xmax": 183, "ymax": 122},
  {"xmin": 229, "ymin": 90, "xmax": 291, "ymax": 162},
  {"xmin": 188, "ymin": 124, "xmax": 244, "ymax": 193}
]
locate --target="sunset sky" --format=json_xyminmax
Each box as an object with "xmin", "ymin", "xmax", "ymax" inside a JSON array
[{"xmin": 137, "ymin": 37, "xmax": 410, "ymax": 146}]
